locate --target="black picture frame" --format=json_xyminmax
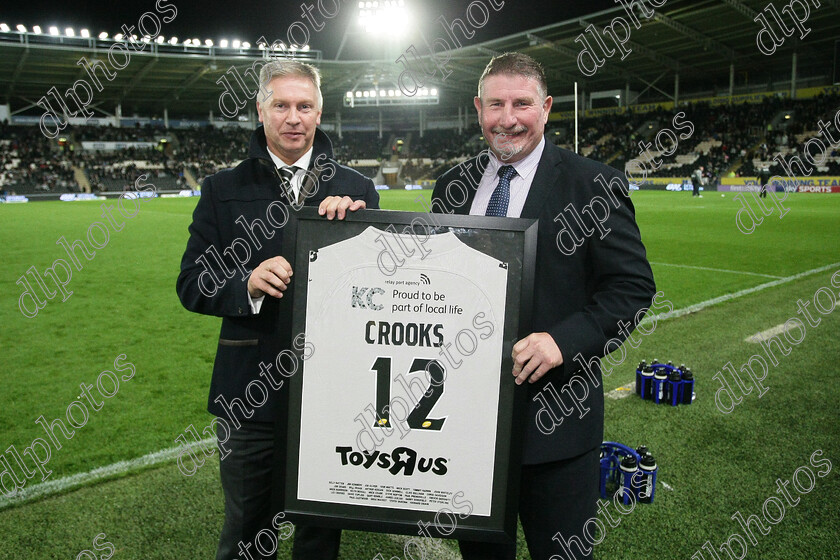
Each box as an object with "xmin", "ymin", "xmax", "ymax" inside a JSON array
[{"xmin": 274, "ymin": 206, "xmax": 537, "ymax": 544}]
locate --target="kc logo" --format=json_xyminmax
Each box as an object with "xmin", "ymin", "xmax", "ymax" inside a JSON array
[{"xmin": 352, "ymin": 286, "xmax": 385, "ymax": 310}]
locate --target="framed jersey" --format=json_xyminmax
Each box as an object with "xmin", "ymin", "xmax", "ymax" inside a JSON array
[{"xmin": 276, "ymin": 206, "xmax": 537, "ymax": 543}]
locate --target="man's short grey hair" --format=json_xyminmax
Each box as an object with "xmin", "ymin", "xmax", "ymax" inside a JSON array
[
  {"xmin": 258, "ymin": 60, "xmax": 323, "ymax": 109},
  {"xmin": 477, "ymin": 52, "xmax": 548, "ymax": 100}
]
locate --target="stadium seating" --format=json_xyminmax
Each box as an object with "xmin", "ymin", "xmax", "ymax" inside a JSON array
[{"xmin": 2, "ymin": 94, "xmax": 838, "ymax": 196}]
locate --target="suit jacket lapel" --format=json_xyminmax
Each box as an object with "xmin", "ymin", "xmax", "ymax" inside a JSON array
[
  {"xmin": 451, "ymin": 151, "xmax": 488, "ymax": 215},
  {"xmin": 521, "ymin": 139, "xmax": 563, "ymax": 220},
  {"xmin": 297, "ymin": 166, "xmax": 321, "ymax": 207}
]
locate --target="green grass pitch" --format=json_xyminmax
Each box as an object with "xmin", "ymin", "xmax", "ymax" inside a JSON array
[{"xmin": 0, "ymin": 189, "xmax": 838, "ymax": 559}]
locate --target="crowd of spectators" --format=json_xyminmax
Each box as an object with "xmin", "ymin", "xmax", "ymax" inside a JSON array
[
  {"xmin": 548, "ymin": 93, "xmax": 840, "ymax": 184},
  {"xmin": 740, "ymin": 94, "xmax": 840, "ymax": 177},
  {"xmin": 332, "ymin": 131, "xmax": 385, "ymax": 162},
  {"xmin": 409, "ymin": 127, "xmax": 481, "ymax": 161},
  {"xmin": 2, "ymin": 94, "xmax": 838, "ymax": 195},
  {"xmin": 0, "ymin": 123, "xmax": 78, "ymax": 195}
]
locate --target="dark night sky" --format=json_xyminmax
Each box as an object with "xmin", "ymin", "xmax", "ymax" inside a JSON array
[{"xmin": 1, "ymin": 0, "xmax": 618, "ymax": 59}]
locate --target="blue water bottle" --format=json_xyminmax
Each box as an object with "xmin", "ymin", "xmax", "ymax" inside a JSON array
[
  {"xmin": 637, "ymin": 452, "xmax": 658, "ymax": 504},
  {"xmin": 668, "ymin": 370, "xmax": 683, "ymax": 406},
  {"xmin": 681, "ymin": 368, "xmax": 695, "ymax": 404},
  {"xmin": 619, "ymin": 454, "xmax": 638, "ymax": 505},
  {"xmin": 636, "ymin": 361, "xmax": 647, "ymax": 396},
  {"xmin": 653, "ymin": 367, "xmax": 668, "ymax": 404},
  {"xmin": 640, "ymin": 364, "xmax": 654, "ymax": 399},
  {"xmin": 600, "ymin": 450, "xmax": 618, "ymax": 498}
]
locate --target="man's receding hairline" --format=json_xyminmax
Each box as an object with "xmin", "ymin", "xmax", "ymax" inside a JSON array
[{"xmin": 478, "ymin": 72, "xmax": 547, "ymax": 99}]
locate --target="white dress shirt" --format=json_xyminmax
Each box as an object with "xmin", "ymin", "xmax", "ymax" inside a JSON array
[
  {"xmin": 266, "ymin": 147, "xmax": 313, "ymax": 201},
  {"xmin": 469, "ymin": 137, "xmax": 545, "ymax": 218},
  {"xmin": 248, "ymin": 147, "xmax": 315, "ymax": 313}
]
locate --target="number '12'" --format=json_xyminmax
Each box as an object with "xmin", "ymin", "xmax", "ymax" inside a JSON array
[{"xmin": 370, "ymin": 357, "xmax": 446, "ymax": 431}]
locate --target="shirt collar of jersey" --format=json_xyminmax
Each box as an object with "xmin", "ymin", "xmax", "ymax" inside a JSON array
[
  {"xmin": 267, "ymin": 146, "xmax": 313, "ymax": 174},
  {"xmin": 359, "ymin": 226, "xmax": 461, "ymax": 256},
  {"xmin": 484, "ymin": 136, "xmax": 544, "ymax": 185}
]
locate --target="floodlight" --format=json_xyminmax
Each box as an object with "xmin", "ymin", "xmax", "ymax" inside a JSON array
[
  {"xmin": 49, "ymin": 26, "xmax": 59, "ymax": 36},
  {"xmin": 81, "ymin": 28, "xmax": 90, "ymax": 38},
  {"xmin": 232, "ymin": 39, "xmax": 241, "ymax": 48},
  {"xmin": 355, "ymin": 91, "xmax": 361, "ymax": 97},
  {"xmin": 65, "ymin": 27, "xmax": 75, "ymax": 37},
  {"xmin": 242, "ymin": 41, "xmax": 250, "ymax": 48},
  {"xmin": 388, "ymin": 90, "xmax": 394, "ymax": 96},
  {"xmin": 16, "ymin": 24, "xmax": 26, "ymax": 33},
  {"xmin": 0, "ymin": 24, "xmax": 9, "ymax": 33},
  {"xmin": 220, "ymin": 39, "xmax": 229, "ymax": 48},
  {"xmin": 99, "ymin": 31, "xmax": 108, "ymax": 39},
  {"xmin": 205, "ymin": 39, "xmax": 213, "ymax": 46},
  {"xmin": 168, "ymin": 36, "xmax": 178, "ymax": 44},
  {"xmin": 430, "ymin": 88, "xmax": 438, "ymax": 95},
  {"xmin": 301, "ymin": 44, "xmax": 309, "ymax": 51},
  {"xmin": 357, "ymin": 0, "xmax": 412, "ymax": 35},
  {"xmin": 114, "ymin": 33, "xmax": 124, "ymax": 40},
  {"xmin": 380, "ymin": 90, "xmax": 386, "ymax": 97},
  {"xmin": 33, "ymin": 25, "xmax": 42, "ymax": 34},
  {"xmin": 156, "ymin": 35, "xmax": 164, "ymax": 43}
]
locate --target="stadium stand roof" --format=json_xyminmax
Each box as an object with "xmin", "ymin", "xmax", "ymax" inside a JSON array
[{"xmin": 1, "ymin": 0, "xmax": 838, "ymax": 121}]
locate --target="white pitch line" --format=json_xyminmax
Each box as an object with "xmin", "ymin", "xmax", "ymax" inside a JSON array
[
  {"xmin": 605, "ymin": 382, "xmax": 636, "ymax": 400},
  {"xmin": 388, "ymin": 534, "xmax": 461, "ymax": 560},
  {"xmin": 0, "ymin": 437, "xmax": 214, "ymax": 511},
  {"xmin": 745, "ymin": 323, "xmax": 788, "ymax": 343},
  {"xmin": 649, "ymin": 262, "xmax": 783, "ymax": 279},
  {"xmin": 640, "ymin": 261, "xmax": 840, "ymax": 326},
  {"xmin": 8, "ymin": 262, "xmax": 838, "ymax": 511}
]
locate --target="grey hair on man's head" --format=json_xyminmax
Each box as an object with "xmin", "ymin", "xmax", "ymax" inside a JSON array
[
  {"xmin": 258, "ymin": 60, "xmax": 323, "ymax": 109},
  {"xmin": 477, "ymin": 52, "xmax": 548, "ymax": 100}
]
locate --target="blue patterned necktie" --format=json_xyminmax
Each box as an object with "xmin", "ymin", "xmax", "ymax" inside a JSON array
[{"xmin": 485, "ymin": 165, "xmax": 516, "ymax": 217}]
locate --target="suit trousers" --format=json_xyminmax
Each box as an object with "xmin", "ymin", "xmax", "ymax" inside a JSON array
[
  {"xmin": 215, "ymin": 420, "xmax": 342, "ymax": 560},
  {"xmin": 459, "ymin": 447, "xmax": 600, "ymax": 560}
]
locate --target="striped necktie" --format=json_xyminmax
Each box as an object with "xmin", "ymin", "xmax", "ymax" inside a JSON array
[
  {"xmin": 485, "ymin": 165, "xmax": 516, "ymax": 217},
  {"xmin": 278, "ymin": 165, "xmax": 299, "ymax": 202}
]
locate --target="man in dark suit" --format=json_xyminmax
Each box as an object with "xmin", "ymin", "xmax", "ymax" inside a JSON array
[
  {"xmin": 758, "ymin": 166, "xmax": 771, "ymax": 198},
  {"xmin": 432, "ymin": 52, "xmax": 656, "ymax": 560},
  {"xmin": 177, "ymin": 60, "xmax": 378, "ymax": 560}
]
